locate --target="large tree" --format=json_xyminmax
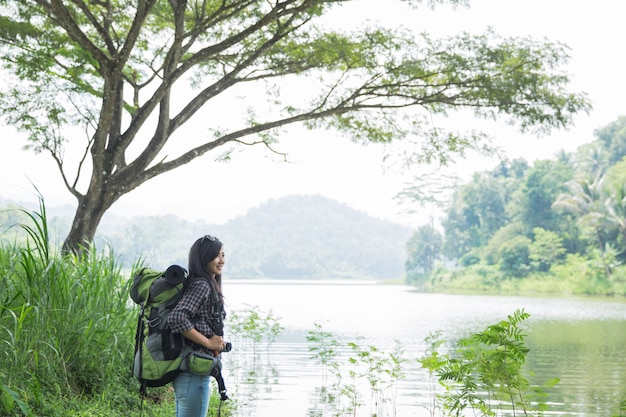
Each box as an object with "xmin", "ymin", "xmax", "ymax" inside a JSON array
[
  {"xmin": 405, "ymin": 223, "xmax": 442, "ymax": 282},
  {"xmin": 0, "ymin": 0, "xmax": 590, "ymax": 253},
  {"xmin": 441, "ymin": 170, "xmax": 514, "ymax": 260}
]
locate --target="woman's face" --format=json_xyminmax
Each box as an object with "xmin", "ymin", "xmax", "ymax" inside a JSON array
[{"xmin": 206, "ymin": 247, "xmax": 225, "ymax": 276}]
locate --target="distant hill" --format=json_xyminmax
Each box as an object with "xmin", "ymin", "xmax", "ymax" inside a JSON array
[
  {"xmin": 1, "ymin": 194, "xmax": 413, "ymax": 280},
  {"xmin": 212, "ymin": 195, "xmax": 413, "ymax": 279}
]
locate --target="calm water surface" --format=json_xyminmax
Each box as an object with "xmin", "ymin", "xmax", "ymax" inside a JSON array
[{"xmin": 220, "ymin": 281, "xmax": 626, "ymax": 417}]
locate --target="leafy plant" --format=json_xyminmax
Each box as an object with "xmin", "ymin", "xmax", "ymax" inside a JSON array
[
  {"xmin": 417, "ymin": 331, "xmax": 447, "ymax": 417},
  {"xmin": 306, "ymin": 323, "xmax": 408, "ymax": 417},
  {"xmin": 307, "ymin": 322, "xmax": 342, "ymax": 385},
  {"xmin": 0, "ymin": 378, "xmax": 32, "ymax": 417},
  {"xmin": 228, "ymin": 305, "xmax": 283, "ymax": 357},
  {"xmin": 428, "ymin": 309, "xmax": 555, "ymax": 417}
]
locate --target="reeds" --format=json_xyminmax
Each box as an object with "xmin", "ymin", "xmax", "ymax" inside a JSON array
[{"xmin": 0, "ymin": 198, "xmax": 141, "ymax": 416}]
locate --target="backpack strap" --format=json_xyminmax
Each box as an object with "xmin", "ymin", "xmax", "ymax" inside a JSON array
[
  {"xmin": 192, "ymin": 276, "xmax": 224, "ymax": 335},
  {"xmin": 134, "ymin": 298, "xmax": 150, "ymax": 397},
  {"xmin": 207, "ymin": 278, "xmax": 225, "ymax": 336}
]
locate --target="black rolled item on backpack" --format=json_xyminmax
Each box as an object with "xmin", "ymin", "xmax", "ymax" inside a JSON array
[
  {"xmin": 165, "ymin": 264, "xmax": 187, "ymax": 285},
  {"xmin": 147, "ymin": 265, "xmax": 188, "ymax": 301}
]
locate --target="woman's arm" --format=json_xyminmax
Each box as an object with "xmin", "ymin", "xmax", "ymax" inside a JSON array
[{"xmin": 182, "ymin": 327, "xmax": 225, "ymax": 355}]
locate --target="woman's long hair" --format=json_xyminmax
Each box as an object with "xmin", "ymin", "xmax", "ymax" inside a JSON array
[{"xmin": 188, "ymin": 235, "xmax": 224, "ymax": 305}]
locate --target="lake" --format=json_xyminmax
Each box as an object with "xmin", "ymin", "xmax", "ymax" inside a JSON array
[{"xmin": 220, "ymin": 281, "xmax": 626, "ymax": 417}]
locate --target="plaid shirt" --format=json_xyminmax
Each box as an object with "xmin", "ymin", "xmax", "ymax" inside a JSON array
[{"xmin": 168, "ymin": 277, "xmax": 221, "ymax": 355}]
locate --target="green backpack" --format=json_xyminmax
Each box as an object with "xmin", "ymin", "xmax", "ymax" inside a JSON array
[{"xmin": 130, "ymin": 264, "xmax": 190, "ymax": 395}]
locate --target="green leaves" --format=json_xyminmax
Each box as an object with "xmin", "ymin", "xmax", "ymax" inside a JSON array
[
  {"xmin": 306, "ymin": 323, "xmax": 407, "ymax": 416},
  {"xmin": 426, "ymin": 308, "xmax": 554, "ymax": 417},
  {"xmin": 0, "ymin": 0, "xmax": 591, "ymax": 251},
  {"xmin": 228, "ymin": 305, "xmax": 283, "ymax": 356},
  {"xmin": 0, "ymin": 381, "xmax": 33, "ymax": 416}
]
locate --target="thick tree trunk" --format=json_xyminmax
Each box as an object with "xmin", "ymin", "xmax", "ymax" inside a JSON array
[
  {"xmin": 62, "ymin": 190, "xmax": 113, "ymax": 255},
  {"xmin": 61, "ymin": 75, "xmax": 126, "ymax": 255}
]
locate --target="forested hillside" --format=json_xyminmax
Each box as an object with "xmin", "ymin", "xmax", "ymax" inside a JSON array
[
  {"xmin": 0, "ymin": 195, "xmax": 411, "ymax": 280},
  {"xmin": 405, "ymin": 116, "xmax": 626, "ymax": 296}
]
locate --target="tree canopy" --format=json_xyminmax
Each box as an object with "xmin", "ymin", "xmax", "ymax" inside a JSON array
[{"xmin": 0, "ymin": 0, "xmax": 590, "ymax": 253}]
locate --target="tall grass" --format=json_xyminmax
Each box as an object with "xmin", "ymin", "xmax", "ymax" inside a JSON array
[{"xmin": 0, "ymin": 198, "xmax": 172, "ymax": 416}]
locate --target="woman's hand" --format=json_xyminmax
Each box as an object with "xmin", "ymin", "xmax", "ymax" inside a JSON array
[
  {"xmin": 181, "ymin": 328, "xmax": 225, "ymax": 356},
  {"xmin": 207, "ymin": 335, "xmax": 225, "ymax": 351}
]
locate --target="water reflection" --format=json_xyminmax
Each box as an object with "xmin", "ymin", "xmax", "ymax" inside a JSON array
[
  {"xmin": 221, "ymin": 282, "xmax": 626, "ymax": 416},
  {"xmin": 525, "ymin": 320, "xmax": 626, "ymax": 416}
]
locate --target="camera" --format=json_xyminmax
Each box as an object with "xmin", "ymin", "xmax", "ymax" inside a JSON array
[{"xmin": 221, "ymin": 342, "xmax": 232, "ymax": 353}]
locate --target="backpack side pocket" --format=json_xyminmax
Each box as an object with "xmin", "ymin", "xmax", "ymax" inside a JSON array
[{"xmin": 184, "ymin": 351, "xmax": 215, "ymax": 376}]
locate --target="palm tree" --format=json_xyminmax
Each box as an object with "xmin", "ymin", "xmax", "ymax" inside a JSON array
[
  {"xmin": 603, "ymin": 183, "xmax": 626, "ymax": 258},
  {"xmin": 553, "ymin": 172, "xmax": 613, "ymax": 276}
]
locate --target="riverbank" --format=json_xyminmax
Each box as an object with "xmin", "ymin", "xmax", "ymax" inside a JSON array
[{"xmin": 422, "ymin": 258, "xmax": 626, "ymax": 297}]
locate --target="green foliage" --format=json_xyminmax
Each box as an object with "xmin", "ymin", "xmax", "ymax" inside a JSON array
[
  {"xmin": 417, "ymin": 331, "xmax": 447, "ymax": 416},
  {"xmin": 0, "ymin": 0, "xmax": 589, "ymax": 252},
  {"xmin": 482, "ymin": 222, "xmax": 526, "ymax": 266},
  {"xmin": 528, "ymin": 228, "xmax": 566, "ymax": 272},
  {"xmin": 595, "ymin": 116, "xmax": 626, "ymax": 165},
  {"xmin": 498, "ymin": 236, "xmax": 531, "ymax": 278},
  {"xmin": 427, "ymin": 309, "xmax": 554, "ymax": 417},
  {"xmin": 305, "ymin": 311, "xmax": 584, "ymax": 417},
  {"xmin": 1, "ymin": 199, "xmax": 129, "ymax": 395},
  {"xmin": 416, "ymin": 116, "xmax": 626, "ymax": 295},
  {"xmin": 346, "ymin": 340, "xmax": 408, "ymax": 417},
  {"xmin": 511, "ymin": 159, "xmax": 575, "ymax": 233},
  {"xmin": 458, "ymin": 249, "xmax": 480, "ymax": 267},
  {"xmin": 306, "ymin": 323, "xmax": 408, "ymax": 417},
  {"xmin": 604, "ymin": 157, "xmax": 626, "ymax": 190},
  {"xmin": 0, "ymin": 377, "xmax": 31, "ymax": 417},
  {"xmin": 442, "ymin": 167, "xmax": 523, "ymax": 261},
  {"xmin": 0, "ymin": 199, "xmax": 231, "ymax": 417},
  {"xmin": 228, "ymin": 305, "xmax": 283, "ymax": 357},
  {"xmin": 307, "ymin": 322, "xmax": 341, "ymax": 383},
  {"xmin": 429, "ymin": 262, "xmax": 502, "ymax": 292},
  {"xmin": 406, "ymin": 224, "xmax": 443, "ymax": 283}
]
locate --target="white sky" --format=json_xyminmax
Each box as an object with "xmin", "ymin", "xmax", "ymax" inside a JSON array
[{"xmin": 1, "ymin": 0, "xmax": 625, "ymax": 228}]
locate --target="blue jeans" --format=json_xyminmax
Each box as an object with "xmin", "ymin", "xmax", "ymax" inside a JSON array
[{"xmin": 172, "ymin": 371, "xmax": 212, "ymax": 417}]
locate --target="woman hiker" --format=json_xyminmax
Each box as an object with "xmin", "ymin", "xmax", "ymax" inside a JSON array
[{"xmin": 168, "ymin": 234, "xmax": 227, "ymax": 417}]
